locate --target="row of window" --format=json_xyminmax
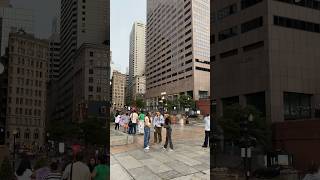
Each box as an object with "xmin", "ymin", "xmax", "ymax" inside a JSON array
[
  {"xmin": 14, "ymin": 87, "xmax": 42, "ymax": 97},
  {"xmin": 16, "ymin": 67, "xmax": 44, "ymax": 78},
  {"xmin": 15, "ymin": 77, "xmax": 43, "ymax": 87},
  {"xmin": 274, "ymin": 16, "xmax": 320, "ymax": 33},
  {"xmin": 147, "ymin": 74, "xmax": 193, "ymax": 90},
  {"xmin": 7, "ymin": 129, "xmax": 40, "ymax": 140},
  {"xmin": 12, "ymin": 108, "xmax": 42, "ymax": 116},
  {"xmin": 16, "ymin": 58, "xmax": 45, "ymax": 68},
  {"xmin": 8, "ymin": 97, "xmax": 42, "ymax": 107},
  {"xmin": 275, "ymin": 0, "xmax": 320, "ymax": 10},
  {"xmin": 221, "ymin": 91, "xmax": 313, "ymax": 120},
  {"xmin": 218, "ymin": 17, "xmax": 263, "ymax": 41},
  {"xmin": 213, "ymin": 41, "xmax": 264, "ymax": 60}
]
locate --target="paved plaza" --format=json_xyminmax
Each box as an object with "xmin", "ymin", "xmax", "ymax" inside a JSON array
[{"xmin": 110, "ymin": 121, "xmax": 210, "ymax": 180}]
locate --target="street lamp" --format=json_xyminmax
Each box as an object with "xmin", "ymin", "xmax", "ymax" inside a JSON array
[
  {"xmin": 12, "ymin": 129, "xmax": 18, "ymax": 170},
  {"xmin": 46, "ymin": 133, "xmax": 50, "ymax": 157},
  {"xmin": 240, "ymin": 113, "xmax": 254, "ymax": 180}
]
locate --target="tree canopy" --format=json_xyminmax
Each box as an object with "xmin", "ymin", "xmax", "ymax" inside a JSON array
[{"xmin": 218, "ymin": 104, "xmax": 271, "ymax": 150}]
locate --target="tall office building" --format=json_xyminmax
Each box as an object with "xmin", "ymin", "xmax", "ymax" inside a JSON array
[
  {"xmin": 0, "ymin": 5, "xmax": 34, "ymax": 56},
  {"xmin": 5, "ymin": 31, "xmax": 48, "ymax": 150},
  {"xmin": 72, "ymin": 44, "xmax": 110, "ymax": 123},
  {"xmin": 146, "ymin": 0, "xmax": 210, "ymax": 109},
  {"xmin": 111, "ymin": 70, "xmax": 126, "ymax": 110},
  {"xmin": 211, "ymin": 0, "xmax": 320, "ymax": 170},
  {"xmin": 129, "ymin": 21, "xmax": 146, "ymax": 102},
  {"xmin": 48, "ymin": 18, "xmax": 60, "ymax": 81},
  {"xmin": 57, "ymin": 0, "xmax": 109, "ymax": 121}
]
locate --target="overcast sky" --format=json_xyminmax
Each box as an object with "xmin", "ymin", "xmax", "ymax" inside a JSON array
[
  {"xmin": 111, "ymin": 0, "xmax": 146, "ymax": 74},
  {"xmin": 10, "ymin": 0, "xmax": 60, "ymax": 39}
]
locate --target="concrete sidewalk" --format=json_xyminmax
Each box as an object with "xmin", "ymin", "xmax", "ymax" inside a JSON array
[{"xmin": 111, "ymin": 124, "xmax": 210, "ymax": 180}]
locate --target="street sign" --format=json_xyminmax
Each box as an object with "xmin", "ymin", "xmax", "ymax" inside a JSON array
[{"xmin": 59, "ymin": 143, "xmax": 64, "ymax": 153}]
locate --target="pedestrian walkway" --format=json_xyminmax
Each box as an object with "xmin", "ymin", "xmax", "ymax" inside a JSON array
[{"xmin": 111, "ymin": 124, "xmax": 210, "ymax": 180}]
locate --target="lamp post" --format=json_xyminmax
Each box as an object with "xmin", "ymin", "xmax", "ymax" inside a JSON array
[
  {"xmin": 241, "ymin": 113, "xmax": 253, "ymax": 180},
  {"xmin": 46, "ymin": 133, "xmax": 50, "ymax": 157},
  {"xmin": 12, "ymin": 129, "xmax": 18, "ymax": 170}
]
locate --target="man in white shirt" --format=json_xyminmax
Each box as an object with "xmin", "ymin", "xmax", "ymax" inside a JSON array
[
  {"xmin": 62, "ymin": 153, "xmax": 91, "ymax": 180},
  {"xmin": 202, "ymin": 114, "xmax": 210, "ymax": 148},
  {"xmin": 130, "ymin": 110, "xmax": 139, "ymax": 134}
]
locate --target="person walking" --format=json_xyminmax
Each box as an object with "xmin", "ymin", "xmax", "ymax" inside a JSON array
[
  {"xmin": 62, "ymin": 153, "xmax": 91, "ymax": 180},
  {"xmin": 114, "ymin": 113, "xmax": 120, "ymax": 130},
  {"xmin": 15, "ymin": 157, "xmax": 34, "ymax": 180},
  {"xmin": 163, "ymin": 116, "xmax": 174, "ymax": 151},
  {"xmin": 202, "ymin": 114, "xmax": 210, "ymax": 148},
  {"xmin": 144, "ymin": 112, "xmax": 152, "ymax": 150},
  {"xmin": 138, "ymin": 111, "xmax": 145, "ymax": 134},
  {"xmin": 44, "ymin": 162, "xmax": 62, "ymax": 180},
  {"xmin": 129, "ymin": 109, "xmax": 139, "ymax": 135},
  {"xmin": 91, "ymin": 156, "xmax": 109, "ymax": 180},
  {"xmin": 153, "ymin": 112, "xmax": 164, "ymax": 144}
]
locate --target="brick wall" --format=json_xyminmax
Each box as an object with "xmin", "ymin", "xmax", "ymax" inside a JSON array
[
  {"xmin": 273, "ymin": 119, "xmax": 320, "ymax": 171},
  {"xmin": 196, "ymin": 99, "xmax": 210, "ymax": 115}
]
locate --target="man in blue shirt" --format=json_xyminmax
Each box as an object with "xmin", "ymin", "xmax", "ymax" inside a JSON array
[{"xmin": 153, "ymin": 112, "xmax": 164, "ymax": 144}]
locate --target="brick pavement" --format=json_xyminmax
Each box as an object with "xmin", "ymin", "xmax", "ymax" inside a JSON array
[{"xmin": 110, "ymin": 123, "xmax": 210, "ymax": 180}]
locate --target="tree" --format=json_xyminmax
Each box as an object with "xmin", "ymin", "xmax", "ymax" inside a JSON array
[
  {"xmin": 134, "ymin": 98, "xmax": 146, "ymax": 110},
  {"xmin": 79, "ymin": 117, "xmax": 107, "ymax": 146},
  {"xmin": 166, "ymin": 99, "xmax": 179, "ymax": 112},
  {"xmin": 218, "ymin": 104, "xmax": 271, "ymax": 151},
  {"xmin": 178, "ymin": 95, "xmax": 195, "ymax": 110},
  {"xmin": 0, "ymin": 157, "xmax": 14, "ymax": 179}
]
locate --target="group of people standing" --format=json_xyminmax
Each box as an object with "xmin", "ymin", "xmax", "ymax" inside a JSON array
[
  {"xmin": 114, "ymin": 110, "xmax": 174, "ymax": 151},
  {"xmin": 14, "ymin": 153, "xmax": 108, "ymax": 180}
]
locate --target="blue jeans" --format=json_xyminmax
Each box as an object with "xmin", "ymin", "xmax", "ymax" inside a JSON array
[{"xmin": 144, "ymin": 127, "xmax": 150, "ymax": 148}]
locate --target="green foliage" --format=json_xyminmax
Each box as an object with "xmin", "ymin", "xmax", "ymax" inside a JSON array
[
  {"xmin": 218, "ymin": 104, "xmax": 271, "ymax": 150},
  {"xmin": 47, "ymin": 120, "xmax": 81, "ymax": 141},
  {"xmin": 166, "ymin": 99, "xmax": 179, "ymax": 112},
  {"xmin": 0, "ymin": 157, "xmax": 13, "ymax": 179},
  {"xmin": 79, "ymin": 117, "xmax": 107, "ymax": 146},
  {"xmin": 135, "ymin": 98, "xmax": 146, "ymax": 109},
  {"xmin": 178, "ymin": 95, "xmax": 195, "ymax": 109}
]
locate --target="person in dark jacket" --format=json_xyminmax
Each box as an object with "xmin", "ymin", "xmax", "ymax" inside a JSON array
[{"xmin": 163, "ymin": 116, "xmax": 173, "ymax": 151}]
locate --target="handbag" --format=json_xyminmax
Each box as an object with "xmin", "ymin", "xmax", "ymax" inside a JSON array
[{"xmin": 128, "ymin": 120, "xmax": 133, "ymax": 127}]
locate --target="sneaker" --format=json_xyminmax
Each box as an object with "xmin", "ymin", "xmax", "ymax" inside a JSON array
[
  {"xmin": 162, "ymin": 147, "xmax": 166, "ymax": 150},
  {"xmin": 144, "ymin": 147, "xmax": 150, "ymax": 150},
  {"xmin": 202, "ymin": 145, "xmax": 208, "ymax": 148},
  {"xmin": 169, "ymin": 149, "xmax": 174, "ymax": 152}
]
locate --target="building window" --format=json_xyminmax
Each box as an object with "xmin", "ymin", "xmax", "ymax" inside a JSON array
[
  {"xmin": 243, "ymin": 41, "xmax": 264, "ymax": 52},
  {"xmin": 195, "ymin": 67, "xmax": 210, "ymax": 72},
  {"xmin": 89, "ymin": 77, "xmax": 93, "ymax": 83},
  {"xmin": 217, "ymin": 3, "xmax": 237, "ymax": 20},
  {"xmin": 89, "ymin": 69, "xmax": 93, "ymax": 74},
  {"xmin": 220, "ymin": 49, "xmax": 238, "ymax": 59},
  {"xmin": 241, "ymin": 16, "xmax": 263, "ymax": 33},
  {"xmin": 274, "ymin": 16, "xmax": 320, "ymax": 33},
  {"xmin": 246, "ymin": 92, "xmax": 266, "ymax": 116},
  {"xmin": 90, "ymin": 52, "xmax": 93, "ymax": 57},
  {"xmin": 199, "ymin": 91, "xmax": 209, "ymax": 99},
  {"xmin": 218, "ymin": 26, "xmax": 238, "ymax": 41},
  {"xmin": 284, "ymin": 92, "xmax": 312, "ymax": 120},
  {"xmin": 241, "ymin": 0, "xmax": 263, "ymax": 9},
  {"xmin": 222, "ymin": 96, "xmax": 240, "ymax": 115},
  {"xmin": 89, "ymin": 86, "xmax": 93, "ymax": 92},
  {"xmin": 275, "ymin": 0, "xmax": 320, "ymax": 11}
]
